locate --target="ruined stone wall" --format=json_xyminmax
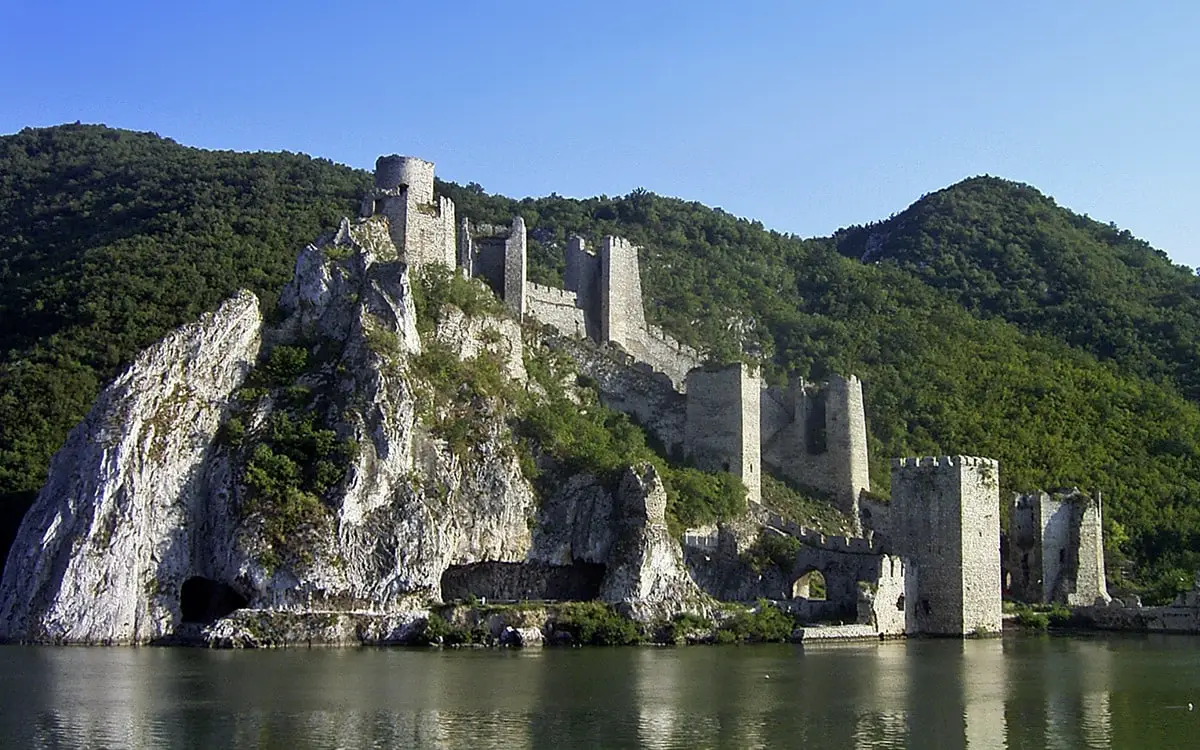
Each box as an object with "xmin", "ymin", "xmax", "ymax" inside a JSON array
[
  {"xmin": 760, "ymin": 375, "xmax": 870, "ymax": 521},
  {"xmin": 527, "ymin": 283, "xmax": 587, "ymax": 337},
  {"xmin": 1041, "ymin": 495, "xmax": 1072, "ymax": 601},
  {"xmin": 682, "ymin": 526, "xmax": 891, "ymax": 625},
  {"xmin": 685, "ymin": 364, "xmax": 761, "ymax": 504},
  {"xmin": 564, "ymin": 237, "xmax": 600, "ymax": 339},
  {"xmin": 470, "ymin": 236, "xmax": 506, "ymax": 293},
  {"xmin": 631, "ymin": 326, "xmax": 703, "ymax": 391},
  {"xmin": 546, "ymin": 335, "xmax": 686, "ymax": 457},
  {"xmin": 1005, "ymin": 493, "xmax": 1045, "ymax": 601},
  {"xmin": 891, "ymin": 456, "xmax": 1001, "ymax": 635},
  {"xmin": 1070, "ymin": 493, "xmax": 1110, "ymax": 605},
  {"xmin": 440, "ymin": 561, "xmax": 605, "ymax": 602},
  {"xmin": 861, "ymin": 555, "xmax": 909, "ymax": 636},
  {"xmin": 1005, "ymin": 490, "xmax": 1110, "ymax": 605}
]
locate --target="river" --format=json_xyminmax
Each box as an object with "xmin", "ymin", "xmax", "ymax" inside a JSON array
[{"xmin": 0, "ymin": 634, "xmax": 1196, "ymax": 749}]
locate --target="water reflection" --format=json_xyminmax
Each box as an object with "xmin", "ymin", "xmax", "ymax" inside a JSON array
[{"xmin": 5, "ymin": 635, "xmax": 1199, "ymax": 749}]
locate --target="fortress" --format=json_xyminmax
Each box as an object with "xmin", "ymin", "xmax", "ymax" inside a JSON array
[{"xmin": 358, "ymin": 154, "xmax": 1111, "ymax": 637}]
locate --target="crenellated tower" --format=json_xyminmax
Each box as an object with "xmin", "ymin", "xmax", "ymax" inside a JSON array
[{"xmin": 890, "ymin": 456, "xmax": 1001, "ymax": 635}]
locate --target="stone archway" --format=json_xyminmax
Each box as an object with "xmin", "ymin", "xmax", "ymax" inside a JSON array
[{"xmin": 792, "ymin": 569, "xmax": 827, "ymax": 600}]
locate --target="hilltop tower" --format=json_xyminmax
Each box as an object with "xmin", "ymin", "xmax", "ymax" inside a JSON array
[
  {"xmin": 600, "ymin": 236, "xmax": 649, "ymax": 350},
  {"xmin": 890, "ymin": 456, "xmax": 1002, "ymax": 636},
  {"xmin": 363, "ymin": 155, "xmax": 456, "ymax": 269},
  {"xmin": 684, "ymin": 363, "xmax": 762, "ymax": 505}
]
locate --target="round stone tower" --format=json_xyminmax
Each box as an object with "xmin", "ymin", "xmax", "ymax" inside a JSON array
[{"xmin": 374, "ymin": 155, "xmax": 435, "ymax": 204}]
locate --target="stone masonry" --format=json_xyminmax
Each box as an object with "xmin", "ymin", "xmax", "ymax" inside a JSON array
[
  {"xmin": 890, "ymin": 456, "xmax": 1002, "ymax": 635},
  {"xmin": 761, "ymin": 374, "xmax": 870, "ymax": 521},
  {"xmin": 1005, "ymin": 489, "xmax": 1111, "ymax": 606},
  {"xmin": 362, "ymin": 155, "xmax": 455, "ymax": 269},
  {"xmin": 684, "ymin": 364, "xmax": 762, "ymax": 504}
]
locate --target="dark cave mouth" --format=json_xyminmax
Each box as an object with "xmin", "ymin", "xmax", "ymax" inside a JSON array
[{"xmin": 179, "ymin": 576, "xmax": 248, "ymax": 624}]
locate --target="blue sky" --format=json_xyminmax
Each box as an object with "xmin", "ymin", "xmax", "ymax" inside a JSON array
[{"xmin": 3, "ymin": 1, "xmax": 1199, "ymax": 268}]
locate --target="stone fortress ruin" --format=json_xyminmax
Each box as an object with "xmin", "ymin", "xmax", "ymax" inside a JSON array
[{"xmin": 362, "ymin": 154, "xmax": 1116, "ymax": 637}]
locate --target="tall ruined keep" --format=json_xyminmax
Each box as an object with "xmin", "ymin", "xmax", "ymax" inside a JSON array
[
  {"xmin": 1005, "ymin": 489, "xmax": 1110, "ymax": 606},
  {"xmin": 889, "ymin": 456, "xmax": 1002, "ymax": 636}
]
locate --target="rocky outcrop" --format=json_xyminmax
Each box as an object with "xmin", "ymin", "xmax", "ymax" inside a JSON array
[
  {"xmin": 599, "ymin": 465, "xmax": 711, "ymax": 621},
  {"xmin": 0, "ymin": 218, "xmax": 539, "ymax": 644},
  {"xmin": 0, "ymin": 212, "xmax": 719, "ymax": 645},
  {"xmin": 0, "ymin": 291, "xmax": 263, "ymax": 644}
]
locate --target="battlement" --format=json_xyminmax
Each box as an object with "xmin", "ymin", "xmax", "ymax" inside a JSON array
[
  {"xmin": 644, "ymin": 324, "xmax": 701, "ymax": 359},
  {"xmin": 527, "ymin": 283, "xmax": 578, "ymax": 305},
  {"xmin": 891, "ymin": 455, "xmax": 997, "ymax": 472},
  {"xmin": 762, "ymin": 511, "xmax": 882, "ymax": 554}
]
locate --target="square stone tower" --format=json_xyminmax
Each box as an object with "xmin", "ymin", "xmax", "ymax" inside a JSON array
[
  {"xmin": 684, "ymin": 363, "xmax": 762, "ymax": 505},
  {"xmin": 891, "ymin": 456, "xmax": 1001, "ymax": 635}
]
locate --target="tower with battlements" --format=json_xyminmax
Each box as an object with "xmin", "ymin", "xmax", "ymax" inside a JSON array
[
  {"xmin": 890, "ymin": 456, "xmax": 1001, "ymax": 635},
  {"xmin": 362, "ymin": 155, "xmax": 456, "ymax": 269}
]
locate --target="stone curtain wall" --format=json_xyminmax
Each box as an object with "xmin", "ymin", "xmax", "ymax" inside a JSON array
[
  {"xmin": 527, "ymin": 284, "xmax": 587, "ymax": 337},
  {"xmin": 547, "ymin": 335, "xmax": 686, "ymax": 456},
  {"xmin": 684, "ymin": 364, "xmax": 762, "ymax": 504}
]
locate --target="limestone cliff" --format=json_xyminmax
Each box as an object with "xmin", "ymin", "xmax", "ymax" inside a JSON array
[
  {"xmin": 0, "ymin": 218, "xmax": 538, "ymax": 643},
  {"xmin": 0, "ymin": 291, "xmax": 263, "ymax": 643},
  {"xmin": 0, "ymin": 215, "xmax": 707, "ymax": 645}
]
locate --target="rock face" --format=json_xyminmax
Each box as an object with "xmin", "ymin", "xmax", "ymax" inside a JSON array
[
  {"xmin": 598, "ymin": 465, "xmax": 711, "ymax": 621},
  {"xmin": 0, "ymin": 218, "xmax": 539, "ymax": 644},
  {"xmin": 0, "ymin": 291, "xmax": 263, "ymax": 643}
]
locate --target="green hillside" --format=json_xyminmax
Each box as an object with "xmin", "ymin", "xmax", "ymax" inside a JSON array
[
  {"xmin": 2, "ymin": 125, "xmax": 1199, "ymax": 600},
  {"xmin": 834, "ymin": 176, "xmax": 1200, "ymax": 402}
]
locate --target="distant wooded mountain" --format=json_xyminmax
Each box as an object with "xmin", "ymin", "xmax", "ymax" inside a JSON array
[{"xmin": 2, "ymin": 124, "xmax": 1199, "ymax": 600}]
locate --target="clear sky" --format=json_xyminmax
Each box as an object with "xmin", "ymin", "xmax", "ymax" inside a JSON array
[{"xmin": 3, "ymin": 1, "xmax": 1198, "ymax": 268}]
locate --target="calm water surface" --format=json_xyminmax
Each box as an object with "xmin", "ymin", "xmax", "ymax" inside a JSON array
[{"xmin": 1, "ymin": 634, "xmax": 1197, "ymax": 749}]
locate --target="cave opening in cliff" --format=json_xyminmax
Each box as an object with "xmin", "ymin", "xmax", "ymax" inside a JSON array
[{"xmin": 180, "ymin": 576, "xmax": 248, "ymax": 623}]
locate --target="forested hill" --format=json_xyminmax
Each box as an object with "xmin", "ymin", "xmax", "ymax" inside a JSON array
[
  {"xmin": 834, "ymin": 177, "xmax": 1200, "ymax": 402},
  {"xmin": 3, "ymin": 124, "xmax": 1200, "ymax": 601}
]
